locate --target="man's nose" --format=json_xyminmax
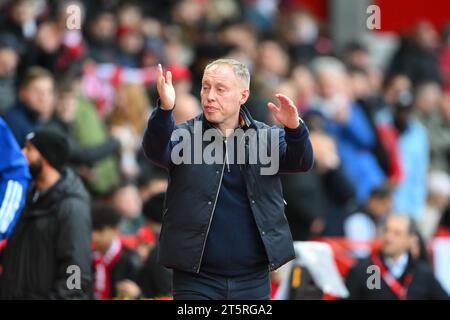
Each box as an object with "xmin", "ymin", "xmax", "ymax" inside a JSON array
[{"xmin": 207, "ymin": 88, "xmax": 216, "ymax": 101}]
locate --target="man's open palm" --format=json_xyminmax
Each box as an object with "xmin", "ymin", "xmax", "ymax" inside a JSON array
[
  {"xmin": 267, "ymin": 94, "xmax": 300, "ymax": 129},
  {"xmin": 156, "ymin": 64, "xmax": 176, "ymax": 110}
]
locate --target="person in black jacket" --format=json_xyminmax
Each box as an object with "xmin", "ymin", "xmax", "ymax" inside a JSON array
[
  {"xmin": 137, "ymin": 192, "xmax": 172, "ymax": 298},
  {"xmin": 388, "ymin": 22, "xmax": 442, "ymax": 87},
  {"xmin": 0, "ymin": 127, "xmax": 92, "ymax": 299},
  {"xmin": 282, "ymin": 129, "xmax": 356, "ymax": 240},
  {"xmin": 142, "ymin": 59, "xmax": 314, "ymax": 300},
  {"xmin": 345, "ymin": 214, "xmax": 449, "ymax": 300}
]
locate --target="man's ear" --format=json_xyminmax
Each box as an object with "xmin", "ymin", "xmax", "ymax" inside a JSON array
[{"xmin": 240, "ymin": 88, "xmax": 250, "ymax": 105}]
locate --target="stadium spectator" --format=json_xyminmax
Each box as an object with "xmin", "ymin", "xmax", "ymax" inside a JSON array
[
  {"xmin": 376, "ymin": 89, "xmax": 429, "ymax": 220},
  {"xmin": 137, "ymin": 192, "xmax": 172, "ymax": 298},
  {"xmin": 46, "ymin": 76, "xmax": 122, "ymax": 169},
  {"xmin": 345, "ymin": 214, "xmax": 449, "ymax": 299},
  {"xmin": 311, "ymin": 56, "xmax": 385, "ymax": 204},
  {"xmin": 0, "ymin": 127, "xmax": 92, "ymax": 299},
  {"xmin": 414, "ymin": 81, "xmax": 450, "ymax": 172},
  {"xmin": 109, "ymin": 83, "xmax": 151, "ymax": 179},
  {"xmin": 0, "ymin": 32, "xmax": 21, "ymax": 114},
  {"xmin": 92, "ymin": 203, "xmax": 142, "ymax": 299},
  {"xmin": 344, "ymin": 184, "xmax": 393, "ymax": 258},
  {"xmin": 3, "ymin": 66, "xmax": 55, "ymax": 147},
  {"xmin": 283, "ymin": 129, "xmax": 355, "ymax": 239}
]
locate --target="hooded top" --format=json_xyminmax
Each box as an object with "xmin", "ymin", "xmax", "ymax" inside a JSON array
[{"xmin": 0, "ymin": 168, "xmax": 92, "ymax": 299}]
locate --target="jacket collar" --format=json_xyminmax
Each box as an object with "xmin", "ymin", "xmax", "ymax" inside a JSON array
[
  {"xmin": 379, "ymin": 250, "xmax": 415, "ymax": 280},
  {"xmin": 200, "ymin": 105, "xmax": 257, "ymax": 132},
  {"xmin": 17, "ymin": 100, "xmax": 41, "ymax": 122},
  {"xmin": 25, "ymin": 168, "xmax": 85, "ymax": 217}
]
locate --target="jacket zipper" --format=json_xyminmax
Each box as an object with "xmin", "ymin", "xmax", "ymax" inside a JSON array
[
  {"xmin": 196, "ymin": 140, "xmax": 227, "ymax": 273},
  {"xmin": 224, "ymin": 138, "xmax": 230, "ymax": 172}
]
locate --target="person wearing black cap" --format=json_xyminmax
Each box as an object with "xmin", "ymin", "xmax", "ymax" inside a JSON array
[{"xmin": 0, "ymin": 127, "xmax": 92, "ymax": 299}]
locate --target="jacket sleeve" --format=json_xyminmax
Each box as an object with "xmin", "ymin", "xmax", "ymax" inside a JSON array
[
  {"xmin": 141, "ymin": 105, "xmax": 176, "ymax": 170},
  {"xmin": 344, "ymin": 263, "xmax": 366, "ymax": 300},
  {"xmin": 278, "ymin": 123, "xmax": 314, "ymax": 174},
  {"xmin": 69, "ymin": 137, "xmax": 121, "ymax": 167},
  {"xmin": 51, "ymin": 197, "xmax": 92, "ymax": 300},
  {"xmin": 0, "ymin": 118, "xmax": 30, "ymax": 240},
  {"xmin": 335, "ymin": 104, "xmax": 376, "ymax": 149},
  {"xmin": 419, "ymin": 262, "xmax": 450, "ymax": 300}
]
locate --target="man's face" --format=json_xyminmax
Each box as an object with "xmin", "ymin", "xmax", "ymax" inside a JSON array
[
  {"xmin": 56, "ymin": 92, "xmax": 78, "ymax": 123},
  {"xmin": 118, "ymin": 32, "xmax": 144, "ymax": 54},
  {"xmin": 0, "ymin": 48, "xmax": 19, "ymax": 76},
  {"xmin": 111, "ymin": 185, "xmax": 142, "ymax": 219},
  {"xmin": 368, "ymin": 196, "xmax": 392, "ymax": 219},
  {"xmin": 382, "ymin": 216, "xmax": 413, "ymax": 258},
  {"xmin": 93, "ymin": 227, "xmax": 118, "ymax": 254},
  {"xmin": 20, "ymin": 77, "xmax": 55, "ymax": 119},
  {"xmin": 91, "ymin": 13, "xmax": 117, "ymax": 41},
  {"xmin": 11, "ymin": 1, "xmax": 36, "ymax": 24},
  {"xmin": 200, "ymin": 64, "xmax": 249, "ymax": 129},
  {"xmin": 22, "ymin": 141, "xmax": 44, "ymax": 179},
  {"xmin": 317, "ymin": 70, "xmax": 348, "ymax": 100},
  {"xmin": 384, "ymin": 75, "xmax": 411, "ymax": 105}
]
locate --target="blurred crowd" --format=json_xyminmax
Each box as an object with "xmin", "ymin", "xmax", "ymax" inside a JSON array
[{"xmin": 0, "ymin": 0, "xmax": 450, "ymax": 299}]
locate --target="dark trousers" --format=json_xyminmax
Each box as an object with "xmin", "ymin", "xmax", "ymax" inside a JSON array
[{"xmin": 172, "ymin": 268, "xmax": 271, "ymax": 300}]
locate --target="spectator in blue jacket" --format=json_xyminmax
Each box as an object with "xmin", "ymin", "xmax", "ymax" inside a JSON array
[
  {"xmin": 376, "ymin": 89, "xmax": 429, "ymax": 220},
  {"xmin": 311, "ymin": 57, "xmax": 386, "ymax": 204},
  {"xmin": 3, "ymin": 66, "xmax": 55, "ymax": 147}
]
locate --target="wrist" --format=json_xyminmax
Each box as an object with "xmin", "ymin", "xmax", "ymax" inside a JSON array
[
  {"xmin": 285, "ymin": 117, "xmax": 304, "ymax": 131},
  {"xmin": 157, "ymin": 99, "xmax": 175, "ymax": 111}
]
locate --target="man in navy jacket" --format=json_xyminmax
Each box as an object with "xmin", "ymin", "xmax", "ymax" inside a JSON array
[{"xmin": 142, "ymin": 59, "xmax": 313, "ymax": 300}]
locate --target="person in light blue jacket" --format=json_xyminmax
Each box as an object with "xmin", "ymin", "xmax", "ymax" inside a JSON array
[
  {"xmin": 0, "ymin": 117, "xmax": 30, "ymax": 239},
  {"xmin": 376, "ymin": 90, "xmax": 429, "ymax": 220}
]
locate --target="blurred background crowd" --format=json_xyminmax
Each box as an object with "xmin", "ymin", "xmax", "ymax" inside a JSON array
[{"xmin": 0, "ymin": 0, "xmax": 450, "ymax": 299}]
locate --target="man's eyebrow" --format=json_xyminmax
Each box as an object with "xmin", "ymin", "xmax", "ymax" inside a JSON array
[{"xmin": 215, "ymin": 82, "xmax": 229, "ymax": 88}]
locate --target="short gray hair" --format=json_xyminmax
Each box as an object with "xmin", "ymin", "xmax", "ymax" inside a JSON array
[
  {"xmin": 311, "ymin": 56, "xmax": 347, "ymax": 79},
  {"xmin": 205, "ymin": 58, "xmax": 250, "ymax": 89}
]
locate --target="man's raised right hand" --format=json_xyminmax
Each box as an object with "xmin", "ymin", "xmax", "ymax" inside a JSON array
[{"xmin": 156, "ymin": 64, "xmax": 176, "ymax": 110}]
